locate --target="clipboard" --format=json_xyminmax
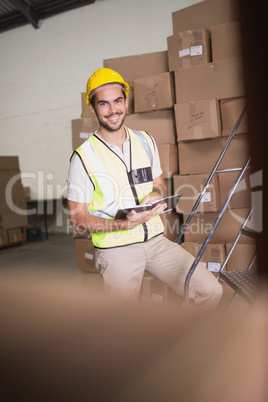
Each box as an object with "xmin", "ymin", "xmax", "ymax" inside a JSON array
[{"xmin": 115, "ymin": 194, "xmax": 182, "ymax": 220}]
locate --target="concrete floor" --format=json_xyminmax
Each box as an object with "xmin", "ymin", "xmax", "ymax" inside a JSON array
[
  {"xmin": 0, "ymin": 232, "xmax": 77, "ymax": 273},
  {"xmin": 0, "ymin": 232, "xmax": 104, "ymax": 296}
]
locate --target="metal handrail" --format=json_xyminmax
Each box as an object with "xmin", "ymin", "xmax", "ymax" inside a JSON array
[{"xmin": 184, "ymin": 157, "xmax": 251, "ymax": 306}]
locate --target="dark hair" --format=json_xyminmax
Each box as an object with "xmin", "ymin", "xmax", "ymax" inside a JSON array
[{"xmin": 90, "ymin": 88, "xmax": 126, "ymax": 109}]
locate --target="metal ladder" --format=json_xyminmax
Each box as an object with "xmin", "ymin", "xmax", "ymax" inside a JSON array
[
  {"xmin": 217, "ymin": 209, "xmax": 258, "ymax": 307},
  {"xmin": 175, "ymin": 107, "xmax": 259, "ymax": 307}
]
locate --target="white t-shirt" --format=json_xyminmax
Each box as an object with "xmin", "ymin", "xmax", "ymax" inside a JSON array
[{"xmin": 67, "ymin": 130, "xmax": 163, "ymax": 204}]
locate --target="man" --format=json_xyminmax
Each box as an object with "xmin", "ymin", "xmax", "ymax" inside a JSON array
[{"xmin": 68, "ymin": 67, "xmax": 223, "ymax": 308}]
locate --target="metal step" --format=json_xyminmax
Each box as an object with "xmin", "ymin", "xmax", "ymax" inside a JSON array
[
  {"xmin": 241, "ymin": 227, "xmax": 258, "ymax": 239},
  {"xmin": 219, "ymin": 270, "xmax": 259, "ymax": 304}
]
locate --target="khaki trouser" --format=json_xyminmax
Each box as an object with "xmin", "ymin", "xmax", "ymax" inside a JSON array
[{"xmin": 95, "ymin": 235, "xmax": 223, "ymax": 310}]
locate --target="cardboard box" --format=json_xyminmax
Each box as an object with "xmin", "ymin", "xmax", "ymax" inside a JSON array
[
  {"xmin": 0, "ymin": 161, "xmax": 29, "ymax": 228},
  {"xmin": 0, "ymin": 196, "xmax": 28, "ymax": 217},
  {"xmin": 183, "ymin": 208, "xmax": 255, "ymax": 244},
  {"xmin": 0, "ymin": 212, "xmax": 28, "ymax": 230},
  {"xmin": 0, "ymin": 156, "xmax": 20, "ymax": 171},
  {"xmin": 140, "ymin": 273, "xmax": 170, "ymax": 304},
  {"xmin": 81, "ymin": 92, "xmax": 97, "ymax": 118},
  {"xmin": 181, "ymin": 241, "xmax": 226, "ymax": 273},
  {"xmin": 0, "ymin": 229, "xmax": 8, "ymax": 247},
  {"xmin": 218, "ymin": 170, "xmax": 251, "ymax": 209},
  {"xmin": 0, "ymin": 157, "xmax": 28, "ymax": 231},
  {"xmin": 0, "ymin": 169, "xmax": 25, "ymax": 209},
  {"xmin": 178, "ymin": 134, "xmax": 250, "ymax": 175},
  {"xmin": 172, "ymin": 0, "xmax": 239, "ymax": 34},
  {"xmin": 0, "ymin": 197, "xmax": 10, "ymax": 214},
  {"xmin": 174, "ymin": 99, "xmax": 221, "ymax": 142},
  {"xmin": 174, "ymin": 58, "xmax": 245, "ymax": 104},
  {"xmin": 71, "ymin": 118, "xmax": 99, "ymax": 150},
  {"xmin": 103, "ymin": 51, "xmax": 169, "ymax": 83},
  {"xmin": 160, "ymin": 209, "xmax": 181, "ymax": 242},
  {"xmin": 104, "ymin": 52, "xmax": 169, "ymax": 116},
  {"xmin": 7, "ymin": 170, "xmax": 24, "ymax": 199},
  {"xmin": 124, "ymin": 110, "xmax": 176, "ymax": 144},
  {"xmin": 0, "ymin": 170, "xmax": 9, "ymax": 183},
  {"xmin": 225, "ymin": 243, "xmax": 257, "ymax": 272},
  {"xmin": 75, "ymin": 238, "xmax": 98, "ymax": 273},
  {"xmin": 158, "ymin": 144, "xmax": 178, "ymax": 179},
  {"xmin": 133, "ymin": 72, "xmax": 175, "ymax": 113},
  {"xmin": 164, "ymin": 177, "xmax": 174, "ymax": 197},
  {"xmin": 0, "ymin": 199, "xmax": 9, "ymax": 214},
  {"xmin": 167, "ymin": 28, "xmax": 211, "ymax": 71},
  {"xmin": 220, "ymin": 97, "xmax": 248, "ymax": 136},
  {"xmin": 173, "ymin": 173, "xmax": 220, "ymax": 213},
  {"xmin": 211, "ymin": 21, "xmax": 242, "ymax": 62},
  {"xmin": 127, "ymin": 84, "xmax": 134, "ymax": 115},
  {"xmin": 7, "ymin": 228, "xmax": 23, "ymax": 244}
]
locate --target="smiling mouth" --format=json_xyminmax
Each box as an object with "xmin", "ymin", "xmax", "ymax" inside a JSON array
[{"xmin": 106, "ymin": 113, "xmax": 121, "ymax": 123}]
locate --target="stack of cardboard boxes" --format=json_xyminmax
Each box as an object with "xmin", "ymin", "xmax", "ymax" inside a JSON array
[
  {"xmin": 169, "ymin": 0, "xmax": 256, "ymax": 279},
  {"xmin": 71, "ymin": 0, "xmax": 256, "ymax": 302},
  {"xmin": 0, "ymin": 156, "xmax": 29, "ymax": 247}
]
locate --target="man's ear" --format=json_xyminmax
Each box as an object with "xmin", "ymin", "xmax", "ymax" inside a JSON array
[
  {"xmin": 125, "ymin": 96, "xmax": 129, "ymax": 111},
  {"xmin": 90, "ymin": 104, "xmax": 95, "ymax": 114}
]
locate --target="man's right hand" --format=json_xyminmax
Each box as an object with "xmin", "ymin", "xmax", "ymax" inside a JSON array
[{"xmin": 121, "ymin": 202, "xmax": 167, "ymax": 230}]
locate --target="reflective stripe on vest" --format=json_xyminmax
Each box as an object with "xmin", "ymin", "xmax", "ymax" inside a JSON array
[{"xmin": 75, "ymin": 128, "xmax": 164, "ymax": 248}]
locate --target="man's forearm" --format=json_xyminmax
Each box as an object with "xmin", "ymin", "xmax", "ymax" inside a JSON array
[
  {"xmin": 68, "ymin": 196, "xmax": 166, "ymax": 235},
  {"xmin": 152, "ymin": 174, "xmax": 168, "ymax": 198},
  {"xmin": 152, "ymin": 183, "xmax": 167, "ymax": 198},
  {"xmin": 71, "ymin": 212, "xmax": 125, "ymax": 234},
  {"xmin": 142, "ymin": 181, "xmax": 167, "ymax": 205}
]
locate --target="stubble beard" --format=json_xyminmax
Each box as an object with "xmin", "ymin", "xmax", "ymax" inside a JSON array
[{"xmin": 96, "ymin": 111, "xmax": 127, "ymax": 133}]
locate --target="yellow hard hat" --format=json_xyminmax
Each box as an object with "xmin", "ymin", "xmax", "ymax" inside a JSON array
[{"xmin": 85, "ymin": 67, "xmax": 130, "ymax": 105}]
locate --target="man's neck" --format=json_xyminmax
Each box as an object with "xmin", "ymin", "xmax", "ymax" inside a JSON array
[{"xmin": 97, "ymin": 126, "xmax": 127, "ymax": 149}]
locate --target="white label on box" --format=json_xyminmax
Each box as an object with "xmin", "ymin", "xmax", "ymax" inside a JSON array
[
  {"xmin": 201, "ymin": 261, "xmax": 207, "ymax": 268},
  {"xmin": 80, "ymin": 132, "xmax": 90, "ymax": 139},
  {"xmin": 152, "ymin": 294, "xmax": 163, "ymax": 303},
  {"xmin": 142, "ymin": 296, "xmax": 152, "ymax": 303},
  {"xmin": 208, "ymin": 262, "xmax": 221, "ymax": 272},
  {"xmin": 85, "ymin": 252, "xmax": 94, "ymax": 260},
  {"xmin": 199, "ymin": 192, "xmax": 211, "ymax": 203},
  {"xmin": 190, "ymin": 45, "xmax": 203, "ymax": 56},
  {"xmin": 179, "ymin": 48, "xmax": 190, "ymax": 58}
]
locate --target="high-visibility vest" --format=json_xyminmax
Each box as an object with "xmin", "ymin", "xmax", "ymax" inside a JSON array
[{"xmin": 73, "ymin": 128, "xmax": 164, "ymax": 248}]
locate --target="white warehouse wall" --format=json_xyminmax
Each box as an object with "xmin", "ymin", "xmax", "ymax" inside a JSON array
[
  {"xmin": 0, "ymin": 0, "xmax": 201, "ymax": 231},
  {"xmin": 0, "ymin": 0, "xmax": 201, "ymax": 197}
]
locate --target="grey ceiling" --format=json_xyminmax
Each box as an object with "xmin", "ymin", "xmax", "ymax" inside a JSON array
[{"xmin": 0, "ymin": 0, "xmax": 96, "ymax": 33}]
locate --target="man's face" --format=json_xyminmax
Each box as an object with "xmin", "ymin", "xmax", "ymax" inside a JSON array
[{"xmin": 91, "ymin": 86, "xmax": 128, "ymax": 132}]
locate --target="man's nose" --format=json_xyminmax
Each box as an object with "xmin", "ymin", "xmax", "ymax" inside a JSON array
[{"xmin": 108, "ymin": 103, "xmax": 117, "ymax": 114}]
